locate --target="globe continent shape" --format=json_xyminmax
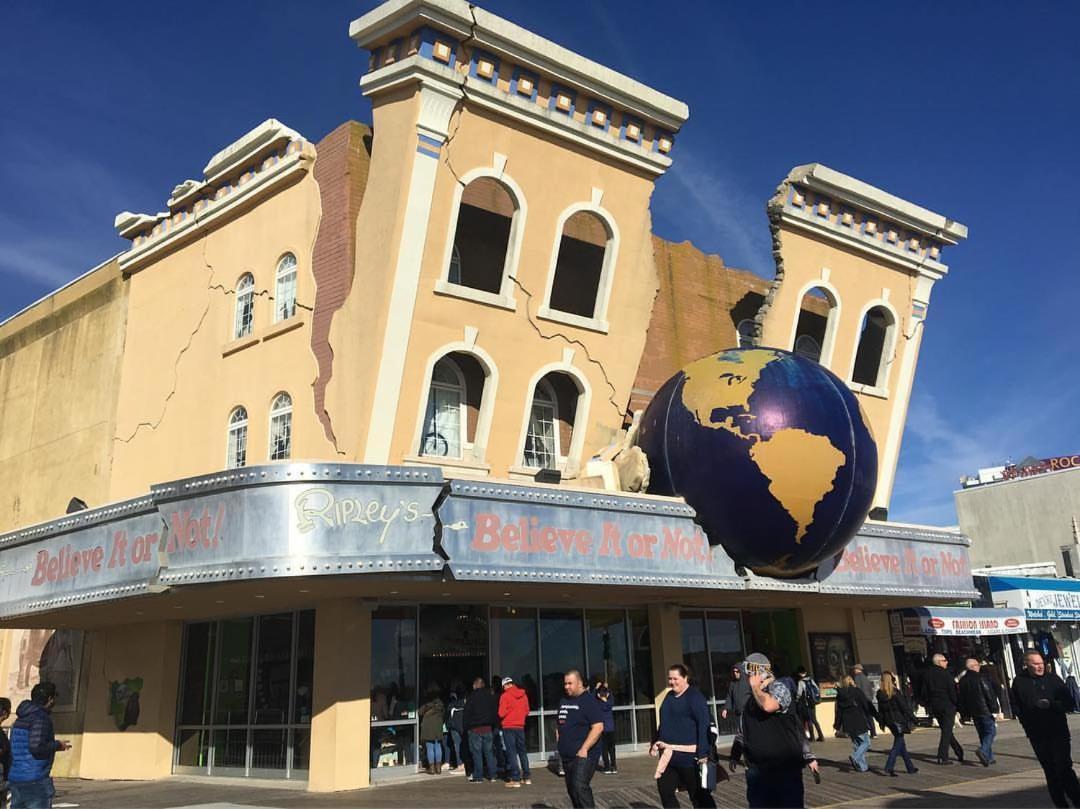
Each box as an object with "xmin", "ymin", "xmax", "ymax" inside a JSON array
[{"xmin": 638, "ymin": 347, "xmax": 878, "ymax": 578}]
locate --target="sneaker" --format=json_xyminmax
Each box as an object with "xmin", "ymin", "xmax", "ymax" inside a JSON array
[
  {"xmin": 505, "ymin": 780, "xmax": 521, "ymax": 789},
  {"xmin": 975, "ymin": 750, "xmax": 989, "ymax": 767},
  {"xmin": 469, "ymin": 778, "xmax": 484, "ymax": 783},
  {"xmin": 610, "ymin": 769, "xmax": 618, "ymax": 775},
  {"xmin": 523, "ymin": 778, "xmax": 532, "ymax": 784}
]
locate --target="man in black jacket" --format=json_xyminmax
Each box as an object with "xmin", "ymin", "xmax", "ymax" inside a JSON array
[
  {"xmin": 958, "ymin": 658, "xmax": 999, "ymax": 766},
  {"xmin": 919, "ymin": 653, "xmax": 964, "ymax": 765},
  {"xmin": 1011, "ymin": 650, "xmax": 1080, "ymax": 808},
  {"xmin": 462, "ymin": 677, "xmax": 498, "ymax": 783}
]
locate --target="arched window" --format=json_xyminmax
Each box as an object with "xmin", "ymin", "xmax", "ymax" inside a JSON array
[
  {"xmin": 522, "ymin": 372, "xmax": 582, "ymax": 469},
  {"xmin": 446, "ymin": 178, "xmax": 517, "ymax": 294},
  {"xmin": 421, "ymin": 357, "xmax": 466, "ymax": 458},
  {"xmin": 852, "ymin": 306, "xmax": 896, "ymax": 388},
  {"xmin": 736, "ymin": 319, "xmax": 756, "ymax": 348},
  {"xmin": 226, "ymin": 406, "xmax": 248, "ymax": 469},
  {"xmin": 234, "ymin": 274, "xmax": 254, "ymax": 339},
  {"xmin": 274, "ymin": 254, "xmax": 297, "ymax": 322},
  {"xmin": 548, "ymin": 210, "xmax": 612, "ymax": 319},
  {"xmin": 268, "ymin": 392, "xmax": 292, "ymax": 461},
  {"xmin": 793, "ymin": 286, "xmax": 838, "ymax": 365}
]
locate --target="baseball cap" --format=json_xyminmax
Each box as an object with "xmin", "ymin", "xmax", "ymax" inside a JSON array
[{"xmin": 501, "ymin": 676, "xmax": 514, "ymax": 686}]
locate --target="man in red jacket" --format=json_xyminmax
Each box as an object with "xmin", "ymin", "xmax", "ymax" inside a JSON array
[{"xmin": 499, "ymin": 676, "xmax": 531, "ymax": 788}]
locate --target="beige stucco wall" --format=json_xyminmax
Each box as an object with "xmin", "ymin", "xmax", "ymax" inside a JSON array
[
  {"xmin": 109, "ymin": 170, "xmax": 333, "ymax": 501},
  {"xmin": 0, "ymin": 261, "xmax": 126, "ymax": 531},
  {"xmin": 760, "ymin": 226, "xmax": 925, "ymax": 509}
]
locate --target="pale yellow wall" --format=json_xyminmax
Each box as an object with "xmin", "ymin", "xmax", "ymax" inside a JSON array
[
  {"xmin": 79, "ymin": 621, "xmax": 182, "ymax": 780},
  {"xmin": 109, "ymin": 170, "xmax": 334, "ymax": 500},
  {"xmin": 388, "ymin": 106, "xmax": 659, "ymax": 474},
  {"xmin": 323, "ymin": 87, "xmax": 423, "ymax": 460},
  {"xmin": 760, "ymin": 226, "xmax": 924, "ymax": 506},
  {"xmin": 0, "ymin": 262, "xmax": 126, "ymax": 531}
]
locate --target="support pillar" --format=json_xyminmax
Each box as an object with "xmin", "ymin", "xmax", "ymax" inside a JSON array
[
  {"xmin": 648, "ymin": 603, "xmax": 683, "ymax": 718},
  {"xmin": 308, "ymin": 599, "xmax": 372, "ymax": 792}
]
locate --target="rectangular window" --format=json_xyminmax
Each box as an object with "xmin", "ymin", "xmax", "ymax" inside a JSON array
[
  {"xmin": 539, "ymin": 609, "xmax": 584, "ymax": 711},
  {"xmin": 1064, "ymin": 548, "xmax": 1076, "ymax": 578},
  {"xmin": 491, "ymin": 606, "xmax": 539, "ymax": 710},
  {"xmin": 269, "ymin": 412, "xmax": 291, "ymax": 461},
  {"xmin": 524, "ymin": 400, "xmax": 556, "ymax": 468},
  {"xmin": 227, "ymin": 424, "xmax": 247, "ymax": 469},
  {"xmin": 586, "ymin": 609, "xmax": 631, "ymax": 705}
]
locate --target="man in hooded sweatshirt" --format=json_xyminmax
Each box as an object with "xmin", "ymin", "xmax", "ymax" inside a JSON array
[
  {"xmin": 9, "ymin": 682, "xmax": 70, "ymax": 809},
  {"xmin": 498, "ymin": 676, "xmax": 531, "ymax": 788}
]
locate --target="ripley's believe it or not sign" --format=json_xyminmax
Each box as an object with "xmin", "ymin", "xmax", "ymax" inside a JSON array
[{"xmin": 0, "ymin": 463, "xmax": 975, "ymax": 618}]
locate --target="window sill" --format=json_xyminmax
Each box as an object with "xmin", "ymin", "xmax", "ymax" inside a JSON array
[
  {"xmin": 433, "ymin": 280, "xmax": 517, "ymax": 311},
  {"xmin": 536, "ymin": 306, "xmax": 609, "ymax": 334},
  {"xmin": 221, "ymin": 335, "xmax": 259, "ymax": 357},
  {"xmin": 263, "ymin": 315, "xmax": 306, "ymax": 341},
  {"xmin": 403, "ymin": 454, "xmax": 491, "ymax": 478},
  {"xmin": 507, "ymin": 462, "xmax": 574, "ymax": 482},
  {"xmin": 848, "ymin": 381, "xmax": 889, "ymax": 400}
]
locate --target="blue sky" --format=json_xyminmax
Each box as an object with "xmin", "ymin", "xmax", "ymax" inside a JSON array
[{"xmin": 2, "ymin": 1, "xmax": 1077, "ymax": 526}]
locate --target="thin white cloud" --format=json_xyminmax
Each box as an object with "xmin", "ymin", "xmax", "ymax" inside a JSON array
[{"xmin": 0, "ymin": 240, "xmax": 85, "ymax": 289}]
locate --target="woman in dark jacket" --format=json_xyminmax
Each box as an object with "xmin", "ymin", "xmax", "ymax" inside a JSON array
[
  {"xmin": 417, "ymin": 685, "xmax": 446, "ymax": 775},
  {"xmin": 836, "ymin": 675, "xmax": 878, "ymax": 772},
  {"xmin": 876, "ymin": 671, "xmax": 918, "ymax": 776}
]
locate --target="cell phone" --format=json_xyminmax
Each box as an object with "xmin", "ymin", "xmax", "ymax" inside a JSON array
[{"xmin": 813, "ymin": 768, "xmax": 821, "ymax": 785}]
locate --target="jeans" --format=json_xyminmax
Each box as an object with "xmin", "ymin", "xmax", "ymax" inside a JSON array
[
  {"xmin": 934, "ymin": 709, "xmax": 964, "ymax": 761},
  {"xmin": 746, "ymin": 766, "xmax": 803, "ymax": 809},
  {"xmin": 974, "ymin": 715, "xmax": 997, "ymax": 762},
  {"xmin": 803, "ymin": 704, "xmax": 824, "ymax": 740},
  {"xmin": 449, "ymin": 728, "xmax": 464, "ymax": 769},
  {"xmin": 657, "ymin": 764, "xmax": 716, "ymax": 808},
  {"xmin": 424, "ymin": 739, "xmax": 443, "ymax": 765},
  {"xmin": 502, "ymin": 728, "xmax": 529, "ymax": 781},
  {"xmin": 885, "ymin": 730, "xmax": 916, "ymax": 773},
  {"xmin": 850, "ymin": 732, "xmax": 871, "ymax": 771},
  {"xmin": 468, "ymin": 730, "xmax": 497, "ymax": 780},
  {"xmin": 10, "ymin": 777, "xmax": 54, "ymax": 809},
  {"xmin": 561, "ymin": 755, "xmax": 597, "ymax": 808},
  {"xmin": 600, "ymin": 730, "xmax": 616, "ymax": 771},
  {"xmin": 1029, "ymin": 733, "xmax": 1080, "ymax": 808}
]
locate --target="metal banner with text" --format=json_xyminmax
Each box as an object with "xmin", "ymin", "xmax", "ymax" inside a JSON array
[
  {"xmin": 150, "ymin": 464, "xmax": 445, "ymax": 585},
  {"xmin": 439, "ymin": 480, "xmax": 742, "ymax": 588}
]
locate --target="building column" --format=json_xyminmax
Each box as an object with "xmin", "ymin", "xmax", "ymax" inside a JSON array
[
  {"xmin": 363, "ymin": 79, "xmax": 462, "ymax": 464},
  {"xmin": 308, "ymin": 599, "xmax": 372, "ymax": 792},
  {"xmin": 79, "ymin": 620, "xmax": 183, "ymax": 780},
  {"xmin": 648, "ymin": 603, "xmax": 683, "ymax": 717}
]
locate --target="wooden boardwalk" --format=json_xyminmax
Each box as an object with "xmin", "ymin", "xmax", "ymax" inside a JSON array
[{"xmin": 52, "ymin": 715, "xmax": 1070, "ymax": 807}]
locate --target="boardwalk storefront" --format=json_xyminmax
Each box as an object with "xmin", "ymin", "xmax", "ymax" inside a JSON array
[{"xmin": 0, "ymin": 464, "xmax": 977, "ymax": 790}]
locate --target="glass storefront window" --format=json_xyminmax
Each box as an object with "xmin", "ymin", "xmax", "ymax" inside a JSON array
[
  {"xmin": 679, "ymin": 611, "xmax": 712, "ymax": 699},
  {"xmin": 491, "ymin": 606, "xmax": 540, "ymax": 708},
  {"xmin": 371, "ymin": 607, "xmax": 417, "ymax": 720},
  {"xmin": 371, "ymin": 723, "xmax": 416, "ymax": 770},
  {"xmin": 540, "ymin": 609, "xmax": 584, "ymax": 711},
  {"xmin": 708, "ymin": 612, "xmax": 744, "ymax": 703},
  {"xmin": 629, "ymin": 609, "xmax": 654, "ymax": 704},
  {"xmin": 586, "ymin": 609, "xmax": 631, "ymax": 704},
  {"xmin": 174, "ymin": 610, "xmax": 314, "ymax": 780}
]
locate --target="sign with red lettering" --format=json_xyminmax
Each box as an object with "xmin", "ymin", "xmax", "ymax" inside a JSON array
[
  {"xmin": 898, "ymin": 607, "xmax": 1027, "ymax": 637},
  {"xmin": 1001, "ymin": 454, "xmax": 1080, "ymax": 481},
  {"xmin": 439, "ymin": 481, "xmax": 742, "ymax": 588}
]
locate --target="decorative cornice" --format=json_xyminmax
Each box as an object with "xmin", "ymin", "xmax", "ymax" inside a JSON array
[{"xmin": 114, "ymin": 120, "xmax": 315, "ymax": 275}]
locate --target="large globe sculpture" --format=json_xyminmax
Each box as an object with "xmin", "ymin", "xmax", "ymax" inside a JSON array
[{"xmin": 637, "ymin": 347, "xmax": 877, "ymax": 578}]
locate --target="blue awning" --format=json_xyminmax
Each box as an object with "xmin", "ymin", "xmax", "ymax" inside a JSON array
[{"xmin": 987, "ymin": 576, "xmax": 1080, "ymax": 620}]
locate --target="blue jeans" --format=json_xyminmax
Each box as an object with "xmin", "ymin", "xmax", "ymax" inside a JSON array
[
  {"xmin": 468, "ymin": 730, "xmax": 497, "ymax": 780},
  {"xmin": 850, "ymin": 732, "xmax": 871, "ymax": 771},
  {"xmin": 449, "ymin": 728, "xmax": 463, "ymax": 768},
  {"xmin": 424, "ymin": 739, "xmax": 443, "ymax": 765},
  {"xmin": 746, "ymin": 766, "xmax": 803, "ymax": 808},
  {"xmin": 10, "ymin": 777, "xmax": 54, "ymax": 809},
  {"xmin": 503, "ymin": 727, "xmax": 530, "ymax": 781},
  {"xmin": 885, "ymin": 730, "xmax": 915, "ymax": 773},
  {"xmin": 974, "ymin": 715, "xmax": 997, "ymax": 762}
]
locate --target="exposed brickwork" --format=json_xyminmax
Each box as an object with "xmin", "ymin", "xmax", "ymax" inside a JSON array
[
  {"xmin": 310, "ymin": 121, "xmax": 373, "ymax": 447},
  {"xmin": 628, "ymin": 237, "xmax": 771, "ymax": 415}
]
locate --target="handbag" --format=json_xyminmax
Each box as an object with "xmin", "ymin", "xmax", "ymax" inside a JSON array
[{"xmin": 699, "ymin": 759, "xmax": 719, "ymax": 792}]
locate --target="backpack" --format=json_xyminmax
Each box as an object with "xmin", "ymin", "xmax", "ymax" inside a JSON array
[{"xmin": 806, "ymin": 678, "xmax": 821, "ymax": 704}]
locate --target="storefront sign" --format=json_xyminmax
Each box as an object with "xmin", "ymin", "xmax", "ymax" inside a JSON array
[
  {"xmin": 151, "ymin": 464, "xmax": 444, "ymax": 584},
  {"xmin": 816, "ymin": 523, "xmax": 976, "ymax": 598},
  {"xmin": 439, "ymin": 481, "xmax": 742, "ymax": 588},
  {"xmin": 898, "ymin": 607, "xmax": 1027, "ymax": 637},
  {"xmin": 0, "ymin": 498, "xmax": 164, "ymax": 617},
  {"xmin": 989, "ymin": 576, "xmax": 1080, "ymax": 620},
  {"xmin": 1001, "ymin": 454, "xmax": 1080, "ymax": 481}
]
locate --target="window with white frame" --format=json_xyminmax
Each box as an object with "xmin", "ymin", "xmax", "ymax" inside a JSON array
[
  {"xmin": 851, "ymin": 306, "xmax": 895, "ymax": 388},
  {"xmin": 420, "ymin": 358, "xmax": 465, "ymax": 458},
  {"xmin": 447, "ymin": 178, "xmax": 516, "ymax": 294},
  {"xmin": 274, "ymin": 254, "xmax": 298, "ymax": 323},
  {"xmin": 268, "ymin": 392, "xmax": 293, "ymax": 461},
  {"xmin": 736, "ymin": 319, "xmax": 756, "ymax": 348},
  {"xmin": 234, "ymin": 274, "xmax": 255, "ymax": 339},
  {"xmin": 548, "ymin": 210, "xmax": 611, "ymax": 319},
  {"xmin": 523, "ymin": 379, "xmax": 558, "ymax": 469},
  {"xmin": 793, "ymin": 286, "xmax": 837, "ymax": 365},
  {"xmin": 227, "ymin": 406, "xmax": 248, "ymax": 469}
]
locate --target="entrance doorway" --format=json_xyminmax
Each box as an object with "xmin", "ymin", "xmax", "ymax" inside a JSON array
[{"xmin": 419, "ymin": 604, "xmax": 489, "ymax": 703}]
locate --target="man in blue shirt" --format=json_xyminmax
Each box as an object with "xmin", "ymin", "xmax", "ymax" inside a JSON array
[
  {"xmin": 9, "ymin": 682, "xmax": 70, "ymax": 809},
  {"xmin": 556, "ymin": 670, "xmax": 604, "ymax": 808}
]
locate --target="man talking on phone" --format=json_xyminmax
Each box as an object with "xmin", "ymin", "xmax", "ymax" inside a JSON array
[{"xmin": 733, "ymin": 653, "xmax": 819, "ymax": 808}]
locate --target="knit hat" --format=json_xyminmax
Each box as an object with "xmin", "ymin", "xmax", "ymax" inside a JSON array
[
  {"xmin": 744, "ymin": 652, "xmax": 772, "ymax": 677},
  {"xmin": 501, "ymin": 676, "xmax": 514, "ymax": 686}
]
